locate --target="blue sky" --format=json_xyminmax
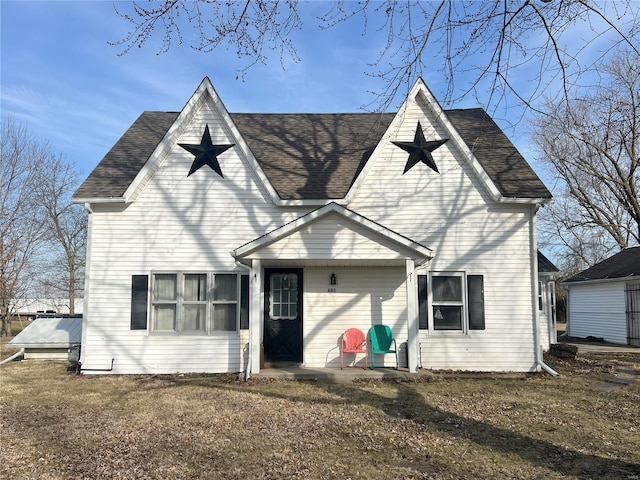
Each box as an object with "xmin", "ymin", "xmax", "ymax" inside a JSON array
[
  {"xmin": 1, "ymin": 1, "xmax": 635, "ymax": 184},
  {"xmin": 3, "ymin": 1, "xmax": 415, "ymax": 178}
]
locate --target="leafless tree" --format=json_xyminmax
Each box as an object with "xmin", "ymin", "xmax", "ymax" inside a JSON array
[
  {"xmin": 113, "ymin": 1, "xmax": 639, "ymax": 113},
  {"xmin": 33, "ymin": 157, "xmax": 87, "ymax": 315},
  {"xmin": 534, "ymin": 51, "xmax": 640, "ymax": 271},
  {"xmin": 1, "ymin": 119, "xmax": 49, "ymax": 336},
  {"xmin": 0, "ymin": 119, "xmax": 86, "ymax": 336}
]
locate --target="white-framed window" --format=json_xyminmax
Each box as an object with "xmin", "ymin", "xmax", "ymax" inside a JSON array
[
  {"xmin": 418, "ymin": 272, "xmax": 485, "ymax": 332},
  {"xmin": 269, "ymin": 273, "xmax": 299, "ymax": 320},
  {"xmin": 150, "ymin": 272, "xmax": 239, "ymax": 334},
  {"xmin": 431, "ymin": 272, "xmax": 465, "ymax": 331}
]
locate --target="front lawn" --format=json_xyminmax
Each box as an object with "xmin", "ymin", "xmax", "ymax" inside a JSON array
[{"xmin": 1, "ymin": 352, "xmax": 638, "ymax": 479}]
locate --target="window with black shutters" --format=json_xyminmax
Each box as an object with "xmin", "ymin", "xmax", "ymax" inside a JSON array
[{"xmin": 418, "ymin": 272, "xmax": 485, "ymax": 332}]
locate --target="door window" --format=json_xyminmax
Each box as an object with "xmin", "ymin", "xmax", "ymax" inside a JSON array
[{"xmin": 269, "ymin": 273, "xmax": 299, "ymax": 319}]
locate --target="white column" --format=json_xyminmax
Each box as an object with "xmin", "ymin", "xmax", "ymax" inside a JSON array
[
  {"xmin": 405, "ymin": 258, "xmax": 419, "ymax": 372},
  {"xmin": 250, "ymin": 259, "xmax": 262, "ymax": 374}
]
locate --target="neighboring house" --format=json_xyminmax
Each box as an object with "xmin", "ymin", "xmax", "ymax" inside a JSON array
[
  {"xmin": 563, "ymin": 246, "xmax": 640, "ymax": 346},
  {"xmin": 72, "ymin": 77, "xmax": 553, "ymax": 375},
  {"xmin": 8, "ymin": 315, "xmax": 82, "ymax": 360},
  {"xmin": 538, "ymin": 251, "xmax": 560, "ymax": 350}
]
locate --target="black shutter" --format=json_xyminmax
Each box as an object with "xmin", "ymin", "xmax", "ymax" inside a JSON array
[
  {"xmin": 467, "ymin": 275, "xmax": 485, "ymax": 330},
  {"xmin": 418, "ymin": 274, "xmax": 428, "ymax": 329},
  {"xmin": 131, "ymin": 275, "xmax": 148, "ymax": 330},
  {"xmin": 240, "ymin": 275, "xmax": 249, "ymax": 330}
]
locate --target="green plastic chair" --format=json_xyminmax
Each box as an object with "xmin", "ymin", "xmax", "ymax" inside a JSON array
[{"xmin": 368, "ymin": 325, "xmax": 398, "ymax": 369}]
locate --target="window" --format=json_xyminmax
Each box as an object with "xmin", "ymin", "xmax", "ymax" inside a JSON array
[
  {"xmin": 153, "ymin": 274, "xmax": 178, "ymax": 331},
  {"xmin": 418, "ymin": 272, "xmax": 485, "ymax": 332},
  {"xmin": 432, "ymin": 274, "xmax": 464, "ymax": 330},
  {"xmin": 269, "ymin": 273, "xmax": 298, "ymax": 320},
  {"xmin": 150, "ymin": 272, "xmax": 240, "ymax": 334},
  {"xmin": 538, "ymin": 281, "xmax": 543, "ymax": 311},
  {"xmin": 183, "ymin": 274, "xmax": 207, "ymax": 332},
  {"xmin": 212, "ymin": 274, "xmax": 237, "ymax": 331}
]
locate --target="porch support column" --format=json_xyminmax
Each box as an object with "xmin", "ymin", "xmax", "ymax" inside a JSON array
[
  {"xmin": 406, "ymin": 258, "xmax": 419, "ymax": 372},
  {"xmin": 250, "ymin": 259, "xmax": 262, "ymax": 374}
]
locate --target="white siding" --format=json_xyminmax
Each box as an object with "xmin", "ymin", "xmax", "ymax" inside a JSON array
[
  {"xmin": 348, "ymin": 94, "xmax": 538, "ymax": 372},
  {"xmin": 81, "ymin": 100, "xmax": 312, "ymax": 374},
  {"xmin": 303, "ymin": 267, "xmax": 407, "ymax": 369},
  {"xmin": 82, "ymin": 84, "xmax": 540, "ymax": 374},
  {"xmin": 567, "ymin": 282, "xmax": 627, "ymax": 345},
  {"xmin": 248, "ymin": 212, "xmax": 421, "ymax": 262}
]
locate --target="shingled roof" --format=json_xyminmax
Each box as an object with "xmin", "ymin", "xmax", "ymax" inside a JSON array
[
  {"xmin": 74, "ymin": 109, "xmax": 551, "ymax": 201},
  {"xmin": 538, "ymin": 250, "xmax": 559, "ymax": 273},
  {"xmin": 564, "ymin": 246, "xmax": 640, "ymax": 283}
]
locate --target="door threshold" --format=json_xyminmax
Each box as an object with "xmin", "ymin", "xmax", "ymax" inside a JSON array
[{"xmin": 263, "ymin": 361, "xmax": 302, "ymax": 369}]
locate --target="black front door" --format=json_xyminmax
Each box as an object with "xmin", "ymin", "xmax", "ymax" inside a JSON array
[{"xmin": 264, "ymin": 268, "xmax": 303, "ymax": 363}]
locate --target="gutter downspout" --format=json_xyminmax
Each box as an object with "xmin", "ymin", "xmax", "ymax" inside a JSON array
[
  {"xmin": 0, "ymin": 348, "xmax": 25, "ymax": 365},
  {"xmin": 531, "ymin": 205, "xmax": 559, "ymax": 376}
]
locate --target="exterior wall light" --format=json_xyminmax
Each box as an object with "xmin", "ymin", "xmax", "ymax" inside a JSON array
[{"xmin": 330, "ymin": 273, "xmax": 337, "ymax": 285}]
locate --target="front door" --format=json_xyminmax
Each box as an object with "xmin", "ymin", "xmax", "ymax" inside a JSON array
[{"xmin": 264, "ymin": 268, "xmax": 303, "ymax": 363}]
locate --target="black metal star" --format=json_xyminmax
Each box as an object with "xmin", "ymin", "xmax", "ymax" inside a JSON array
[
  {"xmin": 179, "ymin": 125, "xmax": 235, "ymax": 178},
  {"xmin": 392, "ymin": 122, "xmax": 449, "ymax": 174}
]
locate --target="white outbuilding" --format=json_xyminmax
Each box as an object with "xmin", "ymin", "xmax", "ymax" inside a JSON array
[{"xmin": 563, "ymin": 246, "xmax": 640, "ymax": 346}]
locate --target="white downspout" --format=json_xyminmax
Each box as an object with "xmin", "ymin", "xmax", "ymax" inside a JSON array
[
  {"xmin": 249, "ymin": 259, "xmax": 262, "ymax": 379},
  {"xmin": 531, "ymin": 205, "xmax": 559, "ymax": 376},
  {"xmin": 0, "ymin": 348, "xmax": 25, "ymax": 365}
]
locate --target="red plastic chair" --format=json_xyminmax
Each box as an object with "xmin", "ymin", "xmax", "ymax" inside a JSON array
[{"xmin": 341, "ymin": 328, "xmax": 368, "ymax": 369}]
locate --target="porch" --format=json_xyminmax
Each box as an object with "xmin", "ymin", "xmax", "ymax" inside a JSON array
[{"xmin": 254, "ymin": 365, "xmax": 413, "ymax": 383}]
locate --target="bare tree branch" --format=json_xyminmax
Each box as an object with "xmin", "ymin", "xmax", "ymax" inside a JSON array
[
  {"xmin": 112, "ymin": 1, "xmax": 639, "ymax": 114},
  {"xmin": 534, "ymin": 51, "xmax": 640, "ymax": 269}
]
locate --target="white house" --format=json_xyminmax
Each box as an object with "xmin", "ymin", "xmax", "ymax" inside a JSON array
[
  {"xmin": 563, "ymin": 246, "xmax": 640, "ymax": 346},
  {"xmin": 537, "ymin": 251, "xmax": 560, "ymax": 351},
  {"xmin": 72, "ymin": 77, "xmax": 554, "ymax": 375}
]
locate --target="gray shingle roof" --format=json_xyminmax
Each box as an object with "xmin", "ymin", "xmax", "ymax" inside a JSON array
[
  {"xmin": 538, "ymin": 251, "xmax": 559, "ymax": 273},
  {"xmin": 445, "ymin": 109, "xmax": 551, "ymax": 199},
  {"xmin": 74, "ymin": 109, "xmax": 551, "ymax": 201},
  {"xmin": 74, "ymin": 111, "xmax": 179, "ymax": 199},
  {"xmin": 232, "ymin": 113, "xmax": 393, "ymax": 199},
  {"xmin": 564, "ymin": 246, "xmax": 640, "ymax": 283}
]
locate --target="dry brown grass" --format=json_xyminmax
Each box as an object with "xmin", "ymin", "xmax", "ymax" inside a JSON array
[{"xmin": 1, "ymin": 352, "xmax": 639, "ymax": 479}]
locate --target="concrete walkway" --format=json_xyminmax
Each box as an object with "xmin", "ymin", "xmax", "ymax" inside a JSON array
[
  {"xmin": 562, "ymin": 338, "xmax": 640, "ymax": 354},
  {"xmin": 254, "ymin": 366, "xmax": 414, "ymax": 383},
  {"xmin": 560, "ymin": 338, "xmax": 640, "ymax": 391}
]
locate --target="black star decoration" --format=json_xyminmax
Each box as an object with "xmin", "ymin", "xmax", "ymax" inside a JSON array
[
  {"xmin": 392, "ymin": 122, "xmax": 449, "ymax": 174},
  {"xmin": 179, "ymin": 125, "xmax": 235, "ymax": 178}
]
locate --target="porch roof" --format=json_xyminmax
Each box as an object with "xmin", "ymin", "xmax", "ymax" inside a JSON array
[{"xmin": 231, "ymin": 203, "xmax": 433, "ymax": 267}]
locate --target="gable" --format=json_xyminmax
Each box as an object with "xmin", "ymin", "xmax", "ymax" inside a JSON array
[
  {"xmin": 73, "ymin": 78, "xmax": 551, "ymax": 204},
  {"xmin": 232, "ymin": 203, "xmax": 432, "ymax": 266}
]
